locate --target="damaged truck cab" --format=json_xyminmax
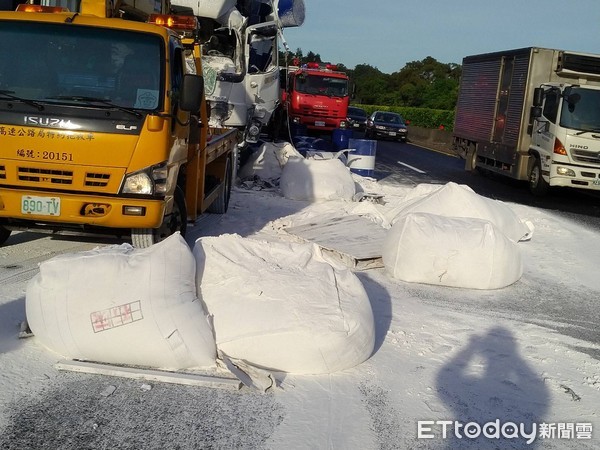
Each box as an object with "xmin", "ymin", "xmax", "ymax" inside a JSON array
[{"xmin": 171, "ymin": 0, "xmax": 305, "ymax": 147}]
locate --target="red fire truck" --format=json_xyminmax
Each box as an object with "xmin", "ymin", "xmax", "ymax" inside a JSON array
[{"xmin": 283, "ymin": 62, "xmax": 350, "ymax": 133}]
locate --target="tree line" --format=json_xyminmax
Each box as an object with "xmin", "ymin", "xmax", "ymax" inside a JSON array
[{"xmin": 281, "ymin": 49, "xmax": 461, "ymax": 111}]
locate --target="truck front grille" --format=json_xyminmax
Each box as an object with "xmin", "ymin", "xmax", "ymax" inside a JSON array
[
  {"xmin": 85, "ymin": 172, "xmax": 111, "ymax": 187},
  {"xmin": 18, "ymin": 167, "xmax": 73, "ymax": 184},
  {"xmin": 301, "ymin": 107, "xmax": 341, "ymax": 118},
  {"xmin": 571, "ymin": 149, "xmax": 600, "ymax": 165},
  {"xmin": 15, "ymin": 167, "xmax": 112, "ymax": 187}
]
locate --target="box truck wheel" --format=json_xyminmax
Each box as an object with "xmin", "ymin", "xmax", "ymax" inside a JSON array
[
  {"xmin": 0, "ymin": 226, "xmax": 11, "ymax": 246},
  {"xmin": 207, "ymin": 157, "xmax": 232, "ymax": 214},
  {"xmin": 529, "ymin": 157, "xmax": 549, "ymax": 196},
  {"xmin": 465, "ymin": 145, "xmax": 478, "ymax": 171},
  {"xmin": 131, "ymin": 186, "xmax": 187, "ymax": 248}
]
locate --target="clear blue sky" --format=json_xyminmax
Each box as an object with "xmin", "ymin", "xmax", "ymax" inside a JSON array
[{"xmin": 283, "ymin": 0, "xmax": 600, "ymax": 74}]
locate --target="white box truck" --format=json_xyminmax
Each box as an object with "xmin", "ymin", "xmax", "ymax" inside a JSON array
[{"xmin": 453, "ymin": 47, "xmax": 600, "ymax": 195}]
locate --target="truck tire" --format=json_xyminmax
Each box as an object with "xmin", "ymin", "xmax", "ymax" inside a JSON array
[
  {"xmin": 465, "ymin": 145, "xmax": 478, "ymax": 171},
  {"xmin": 529, "ymin": 157, "xmax": 549, "ymax": 196},
  {"xmin": 207, "ymin": 157, "xmax": 232, "ymax": 214},
  {"xmin": 0, "ymin": 226, "xmax": 11, "ymax": 246},
  {"xmin": 131, "ymin": 186, "xmax": 187, "ymax": 248}
]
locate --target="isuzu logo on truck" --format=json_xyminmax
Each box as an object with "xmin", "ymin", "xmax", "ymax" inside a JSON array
[{"xmin": 24, "ymin": 116, "xmax": 79, "ymax": 130}]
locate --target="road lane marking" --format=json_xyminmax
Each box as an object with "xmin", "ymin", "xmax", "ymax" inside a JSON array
[{"xmin": 397, "ymin": 161, "xmax": 426, "ymax": 174}]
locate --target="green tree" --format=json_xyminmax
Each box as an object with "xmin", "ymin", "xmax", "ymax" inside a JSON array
[{"xmin": 349, "ymin": 64, "xmax": 389, "ymax": 104}]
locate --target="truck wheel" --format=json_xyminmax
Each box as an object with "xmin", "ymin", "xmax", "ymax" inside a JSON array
[
  {"xmin": 207, "ymin": 157, "xmax": 232, "ymax": 214},
  {"xmin": 131, "ymin": 186, "xmax": 187, "ymax": 248},
  {"xmin": 465, "ymin": 145, "xmax": 478, "ymax": 171},
  {"xmin": 529, "ymin": 157, "xmax": 549, "ymax": 196},
  {"xmin": 0, "ymin": 226, "xmax": 11, "ymax": 246}
]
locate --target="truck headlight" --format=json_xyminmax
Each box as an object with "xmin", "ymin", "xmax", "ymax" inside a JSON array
[
  {"xmin": 376, "ymin": 125, "xmax": 385, "ymax": 130},
  {"xmin": 121, "ymin": 162, "xmax": 168, "ymax": 196},
  {"xmin": 556, "ymin": 167, "xmax": 576, "ymax": 177},
  {"xmin": 122, "ymin": 172, "xmax": 153, "ymax": 195}
]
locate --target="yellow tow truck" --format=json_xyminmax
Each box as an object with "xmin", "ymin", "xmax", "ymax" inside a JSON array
[{"xmin": 0, "ymin": 1, "xmax": 237, "ymax": 247}]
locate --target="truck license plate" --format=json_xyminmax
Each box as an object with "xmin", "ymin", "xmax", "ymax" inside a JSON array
[
  {"xmin": 21, "ymin": 195, "xmax": 61, "ymax": 216},
  {"xmin": 389, "ymin": 131, "xmax": 397, "ymax": 136},
  {"xmin": 315, "ymin": 121, "xmax": 325, "ymax": 127}
]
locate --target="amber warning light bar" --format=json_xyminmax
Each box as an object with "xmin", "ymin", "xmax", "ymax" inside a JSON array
[
  {"xmin": 148, "ymin": 14, "xmax": 198, "ymax": 31},
  {"xmin": 16, "ymin": 4, "xmax": 70, "ymax": 13}
]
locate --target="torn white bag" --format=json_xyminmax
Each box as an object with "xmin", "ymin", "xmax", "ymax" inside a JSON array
[
  {"xmin": 194, "ymin": 234, "xmax": 375, "ymax": 374},
  {"xmin": 26, "ymin": 233, "xmax": 216, "ymax": 370}
]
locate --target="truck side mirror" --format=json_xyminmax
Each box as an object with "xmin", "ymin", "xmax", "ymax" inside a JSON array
[
  {"xmin": 533, "ymin": 87, "xmax": 544, "ymax": 107},
  {"xmin": 531, "ymin": 105, "xmax": 542, "ymax": 119},
  {"xmin": 180, "ymin": 74, "xmax": 204, "ymax": 113}
]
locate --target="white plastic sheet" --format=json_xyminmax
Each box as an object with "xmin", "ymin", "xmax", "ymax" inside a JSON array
[
  {"xmin": 26, "ymin": 233, "xmax": 216, "ymax": 370},
  {"xmin": 194, "ymin": 234, "xmax": 375, "ymax": 374},
  {"xmin": 382, "ymin": 213, "xmax": 523, "ymax": 289}
]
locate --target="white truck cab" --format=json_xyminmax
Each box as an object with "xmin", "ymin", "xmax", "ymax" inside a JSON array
[{"xmin": 530, "ymin": 83, "xmax": 600, "ymax": 194}]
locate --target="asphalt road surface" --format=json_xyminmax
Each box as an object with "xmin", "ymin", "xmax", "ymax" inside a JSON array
[
  {"xmin": 368, "ymin": 136, "xmax": 600, "ymax": 356},
  {"xmin": 371, "ymin": 136, "xmax": 600, "ymax": 228}
]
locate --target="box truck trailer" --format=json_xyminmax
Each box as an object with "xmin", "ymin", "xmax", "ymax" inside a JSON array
[{"xmin": 453, "ymin": 47, "xmax": 600, "ymax": 195}]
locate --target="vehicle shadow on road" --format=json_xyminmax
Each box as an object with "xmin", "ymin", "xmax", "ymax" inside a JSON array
[
  {"xmin": 435, "ymin": 326, "xmax": 549, "ymax": 449},
  {"xmin": 3, "ymin": 231, "xmax": 48, "ymax": 247}
]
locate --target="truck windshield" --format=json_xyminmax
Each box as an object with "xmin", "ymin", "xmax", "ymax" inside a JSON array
[
  {"xmin": 295, "ymin": 74, "xmax": 348, "ymax": 97},
  {"xmin": 560, "ymin": 87, "xmax": 600, "ymax": 133},
  {"xmin": 0, "ymin": 21, "xmax": 163, "ymax": 111}
]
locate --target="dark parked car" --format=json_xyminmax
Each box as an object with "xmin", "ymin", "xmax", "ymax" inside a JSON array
[
  {"xmin": 365, "ymin": 111, "xmax": 408, "ymax": 142},
  {"xmin": 347, "ymin": 106, "xmax": 368, "ymax": 131}
]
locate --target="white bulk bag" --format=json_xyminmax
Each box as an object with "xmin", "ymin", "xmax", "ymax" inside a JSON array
[
  {"xmin": 383, "ymin": 213, "xmax": 523, "ymax": 289},
  {"xmin": 280, "ymin": 157, "xmax": 356, "ymax": 201},
  {"xmin": 26, "ymin": 233, "xmax": 216, "ymax": 370},
  {"xmin": 391, "ymin": 182, "xmax": 533, "ymax": 242},
  {"xmin": 193, "ymin": 234, "xmax": 375, "ymax": 374}
]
